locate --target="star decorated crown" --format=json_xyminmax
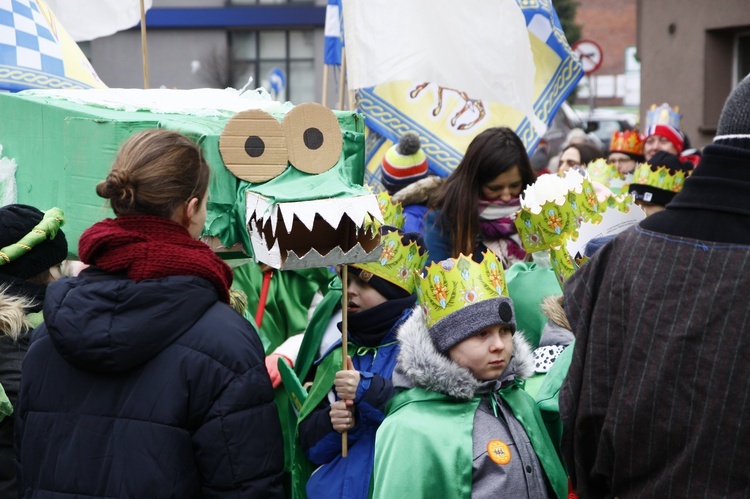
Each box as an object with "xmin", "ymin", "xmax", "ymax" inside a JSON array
[
  {"xmin": 631, "ymin": 162, "xmax": 691, "ymax": 193},
  {"xmin": 351, "ymin": 228, "xmax": 427, "ymax": 294},
  {"xmin": 376, "ymin": 190, "xmax": 405, "ymax": 229},
  {"xmin": 610, "ymin": 130, "xmax": 644, "ymax": 156},
  {"xmin": 646, "ymin": 103, "xmax": 682, "ymax": 131},
  {"xmin": 415, "ymin": 251, "xmax": 508, "ymax": 328}
]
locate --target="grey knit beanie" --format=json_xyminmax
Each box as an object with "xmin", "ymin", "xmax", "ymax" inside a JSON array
[
  {"xmin": 430, "ymin": 297, "xmax": 516, "ymax": 353},
  {"xmin": 714, "ymin": 75, "xmax": 750, "ymax": 149}
]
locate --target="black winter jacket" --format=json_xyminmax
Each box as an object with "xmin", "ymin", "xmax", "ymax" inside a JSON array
[{"xmin": 15, "ymin": 269, "xmax": 284, "ymax": 498}]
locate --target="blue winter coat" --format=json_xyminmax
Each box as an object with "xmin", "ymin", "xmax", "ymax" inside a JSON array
[
  {"xmin": 299, "ymin": 308, "xmax": 413, "ymax": 499},
  {"xmin": 15, "ymin": 269, "xmax": 284, "ymax": 498}
]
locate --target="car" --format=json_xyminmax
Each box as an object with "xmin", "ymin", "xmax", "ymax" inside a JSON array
[
  {"xmin": 530, "ymin": 102, "xmax": 593, "ymax": 172},
  {"xmin": 579, "ymin": 108, "xmax": 638, "ymax": 151}
]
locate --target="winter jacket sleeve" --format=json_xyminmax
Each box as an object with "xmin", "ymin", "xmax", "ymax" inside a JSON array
[
  {"xmin": 423, "ymin": 210, "xmax": 452, "ymax": 264},
  {"xmin": 192, "ymin": 344, "xmax": 285, "ymax": 497},
  {"xmin": 355, "ymin": 373, "xmax": 394, "ymax": 424}
]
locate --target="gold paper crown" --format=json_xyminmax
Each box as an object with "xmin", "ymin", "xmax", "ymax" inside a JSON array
[
  {"xmin": 415, "ymin": 251, "xmax": 508, "ymax": 328},
  {"xmin": 352, "ymin": 229, "xmax": 427, "ymax": 294},
  {"xmin": 631, "ymin": 163, "xmax": 690, "ymax": 193},
  {"xmin": 376, "ymin": 191, "xmax": 405, "ymax": 229},
  {"xmin": 610, "ymin": 130, "xmax": 644, "ymax": 156}
]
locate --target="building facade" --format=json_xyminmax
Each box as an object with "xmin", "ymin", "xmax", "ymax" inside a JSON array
[{"xmin": 637, "ymin": 0, "xmax": 750, "ymax": 149}]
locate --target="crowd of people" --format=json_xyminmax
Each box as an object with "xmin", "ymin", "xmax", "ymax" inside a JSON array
[{"xmin": 1, "ymin": 75, "xmax": 749, "ymax": 498}]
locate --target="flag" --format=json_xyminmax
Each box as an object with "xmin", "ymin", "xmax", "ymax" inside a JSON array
[
  {"xmin": 324, "ymin": 0, "xmax": 342, "ymax": 66},
  {"xmin": 43, "ymin": 0, "xmax": 152, "ymax": 42},
  {"xmin": 0, "ymin": 0, "xmax": 107, "ymax": 92},
  {"xmin": 353, "ymin": 0, "xmax": 583, "ymax": 185},
  {"xmin": 342, "ymin": 0, "xmax": 539, "ymax": 131}
]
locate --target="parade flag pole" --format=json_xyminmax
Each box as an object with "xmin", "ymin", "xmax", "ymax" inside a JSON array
[
  {"xmin": 337, "ymin": 47, "xmax": 347, "ymax": 110},
  {"xmin": 341, "ymin": 264, "xmax": 349, "ymax": 457},
  {"xmin": 322, "ymin": 65, "xmax": 329, "ymax": 107},
  {"xmin": 139, "ymin": 0, "xmax": 149, "ymax": 89}
]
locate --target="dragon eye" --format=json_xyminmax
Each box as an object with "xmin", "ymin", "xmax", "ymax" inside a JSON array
[
  {"xmin": 282, "ymin": 103, "xmax": 343, "ymax": 175},
  {"xmin": 219, "ymin": 109, "xmax": 288, "ymax": 183}
]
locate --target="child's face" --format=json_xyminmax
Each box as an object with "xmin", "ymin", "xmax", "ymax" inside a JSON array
[
  {"xmin": 448, "ymin": 324, "xmax": 513, "ymax": 380},
  {"xmin": 346, "ymin": 271, "xmax": 387, "ymax": 314}
]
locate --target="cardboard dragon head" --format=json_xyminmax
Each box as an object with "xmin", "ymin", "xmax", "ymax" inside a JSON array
[{"xmin": 219, "ymin": 102, "xmax": 382, "ymax": 269}]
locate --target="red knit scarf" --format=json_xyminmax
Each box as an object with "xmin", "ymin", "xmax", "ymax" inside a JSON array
[{"xmin": 79, "ymin": 215, "xmax": 233, "ymax": 303}]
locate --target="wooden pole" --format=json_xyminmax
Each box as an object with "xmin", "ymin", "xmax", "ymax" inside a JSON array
[
  {"xmin": 338, "ymin": 48, "xmax": 347, "ymax": 110},
  {"xmin": 140, "ymin": 0, "xmax": 149, "ymax": 89},
  {"xmin": 322, "ymin": 65, "xmax": 329, "ymax": 108},
  {"xmin": 341, "ymin": 265, "xmax": 349, "ymax": 457}
]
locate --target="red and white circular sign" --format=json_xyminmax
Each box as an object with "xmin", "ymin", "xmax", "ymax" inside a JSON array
[{"xmin": 572, "ymin": 39, "xmax": 603, "ymax": 75}]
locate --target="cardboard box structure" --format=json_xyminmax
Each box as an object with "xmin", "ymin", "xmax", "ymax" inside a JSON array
[{"xmin": 0, "ymin": 89, "xmax": 382, "ymax": 268}]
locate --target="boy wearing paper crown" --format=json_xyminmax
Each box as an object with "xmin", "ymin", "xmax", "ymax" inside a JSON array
[
  {"xmin": 295, "ymin": 228, "xmax": 427, "ymax": 499},
  {"xmin": 371, "ymin": 251, "xmax": 567, "ymax": 499},
  {"xmin": 628, "ymin": 150, "xmax": 693, "ymax": 216}
]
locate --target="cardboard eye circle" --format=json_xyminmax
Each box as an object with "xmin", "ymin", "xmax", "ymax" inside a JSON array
[
  {"xmin": 219, "ymin": 109, "xmax": 288, "ymax": 183},
  {"xmin": 282, "ymin": 103, "xmax": 343, "ymax": 174}
]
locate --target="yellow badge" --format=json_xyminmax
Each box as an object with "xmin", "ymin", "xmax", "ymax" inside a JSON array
[{"xmin": 487, "ymin": 440, "xmax": 512, "ymax": 465}]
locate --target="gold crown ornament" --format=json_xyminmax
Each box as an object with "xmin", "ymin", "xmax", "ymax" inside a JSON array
[
  {"xmin": 351, "ymin": 228, "xmax": 427, "ymax": 294},
  {"xmin": 610, "ymin": 130, "xmax": 645, "ymax": 156},
  {"xmin": 646, "ymin": 103, "xmax": 682, "ymax": 131},
  {"xmin": 375, "ymin": 190, "xmax": 405, "ymax": 229},
  {"xmin": 415, "ymin": 251, "xmax": 508, "ymax": 329},
  {"xmin": 631, "ymin": 163, "xmax": 690, "ymax": 193}
]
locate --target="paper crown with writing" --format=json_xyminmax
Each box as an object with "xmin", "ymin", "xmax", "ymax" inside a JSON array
[
  {"xmin": 646, "ymin": 103, "xmax": 685, "ymax": 153},
  {"xmin": 350, "ymin": 228, "xmax": 427, "ymax": 296},
  {"xmin": 610, "ymin": 129, "xmax": 645, "ymax": 160}
]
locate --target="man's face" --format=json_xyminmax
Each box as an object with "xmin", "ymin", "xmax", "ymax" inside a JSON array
[
  {"xmin": 644, "ymin": 135, "xmax": 678, "ymax": 161},
  {"xmin": 608, "ymin": 152, "xmax": 637, "ymax": 175}
]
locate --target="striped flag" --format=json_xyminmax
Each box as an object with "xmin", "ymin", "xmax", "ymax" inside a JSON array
[
  {"xmin": 0, "ymin": 0, "xmax": 106, "ymax": 91},
  {"xmin": 324, "ymin": 0, "xmax": 342, "ymax": 66}
]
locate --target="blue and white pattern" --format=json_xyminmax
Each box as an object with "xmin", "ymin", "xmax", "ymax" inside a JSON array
[{"xmin": 0, "ymin": 0, "xmax": 63, "ymax": 75}]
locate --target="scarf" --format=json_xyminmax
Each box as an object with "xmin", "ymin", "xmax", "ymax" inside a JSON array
[
  {"xmin": 79, "ymin": 215, "xmax": 233, "ymax": 303},
  {"xmin": 339, "ymin": 295, "xmax": 416, "ymax": 346},
  {"xmin": 477, "ymin": 198, "xmax": 526, "ymax": 261}
]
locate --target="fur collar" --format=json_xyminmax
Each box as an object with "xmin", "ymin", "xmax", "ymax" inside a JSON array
[
  {"xmin": 391, "ymin": 175, "xmax": 444, "ymax": 206},
  {"xmin": 393, "ymin": 305, "xmax": 535, "ymax": 400}
]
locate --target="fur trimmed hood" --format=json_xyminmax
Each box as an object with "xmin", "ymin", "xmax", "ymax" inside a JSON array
[
  {"xmin": 391, "ymin": 175, "xmax": 443, "ymax": 207},
  {"xmin": 393, "ymin": 305, "xmax": 535, "ymax": 400}
]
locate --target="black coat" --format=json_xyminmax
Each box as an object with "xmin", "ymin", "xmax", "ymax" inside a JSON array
[{"xmin": 16, "ymin": 269, "xmax": 284, "ymax": 498}]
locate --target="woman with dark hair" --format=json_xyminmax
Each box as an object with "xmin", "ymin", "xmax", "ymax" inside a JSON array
[
  {"xmin": 558, "ymin": 143, "xmax": 603, "ymax": 173},
  {"xmin": 423, "ymin": 127, "xmax": 536, "ymax": 267},
  {"xmin": 15, "ymin": 129, "xmax": 284, "ymax": 498}
]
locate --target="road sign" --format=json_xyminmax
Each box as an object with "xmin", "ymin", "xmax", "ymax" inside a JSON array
[
  {"xmin": 572, "ymin": 39, "xmax": 603, "ymax": 75},
  {"xmin": 269, "ymin": 67, "xmax": 286, "ymax": 95}
]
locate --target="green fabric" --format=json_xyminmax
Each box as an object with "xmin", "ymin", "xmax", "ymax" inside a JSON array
[
  {"xmin": 534, "ymin": 342, "xmax": 574, "ymax": 464},
  {"xmin": 26, "ymin": 311, "xmax": 44, "ymax": 329},
  {"xmin": 232, "ymin": 263, "xmax": 332, "ymax": 354},
  {"xmin": 506, "ymin": 262, "xmax": 562, "ymax": 349},
  {"xmin": 279, "ymin": 357, "xmax": 307, "ymax": 412},
  {"xmin": 372, "ymin": 388, "xmax": 477, "ymax": 498},
  {"xmin": 295, "ymin": 277, "xmax": 342, "ymax": 382},
  {"xmin": 372, "ymin": 383, "xmax": 568, "ymax": 499},
  {"xmin": 0, "ymin": 383, "xmax": 11, "ymax": 421},
  {"xmin": 523, "ymin": 372, "xmax": 546, "ymax": 398},
  {"xmin": 291, "ymin": 346, "xmax": 343, "ymax": 499}
]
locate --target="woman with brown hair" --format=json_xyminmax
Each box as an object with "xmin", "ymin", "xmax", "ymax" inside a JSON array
[
  {"xmin": 423, "ymin": 127, "xmax": 536, "ymax": 267},
  {"xmin": 16, "ymin": 129, "xmax": 284, "ymax": 498}
]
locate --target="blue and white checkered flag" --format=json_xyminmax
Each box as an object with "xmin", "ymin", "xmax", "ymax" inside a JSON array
[{"xmin": 0, "ymin": 0, "xmax": 105, "ymax": 91}]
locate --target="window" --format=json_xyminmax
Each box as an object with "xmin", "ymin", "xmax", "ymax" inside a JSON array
[
  {"xmin": 735, "ymin": 32, "xmax": 750, "ymax": 86},
  {"xmin": 231, "ymin": 30, "xmax": 316, "ymax": 103}
]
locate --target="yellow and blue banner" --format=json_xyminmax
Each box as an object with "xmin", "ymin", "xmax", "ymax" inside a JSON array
[
  {"xmin": 0, "ymin": 0, "xmax": 106, "ymax": 92},
  {"xmin": 360, "ymin": 0, "xmax": 583, "ymax": 187}
]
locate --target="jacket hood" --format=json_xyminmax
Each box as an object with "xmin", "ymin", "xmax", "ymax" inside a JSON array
[
  {"xmin": 393, "ymin": 305, "xmax": 535, "ymax": 400},
  {"xmin": 41, "ymin": 272, "xmax": 221, "ymax": 373}
]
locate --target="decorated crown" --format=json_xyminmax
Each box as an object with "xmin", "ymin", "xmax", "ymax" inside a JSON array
[
  {"xmin": 415, "ymin": 251, "xmax": 508, "ymax": 328},
  {"xmin": 376, "ymin": 190, "xmax": 405, "ymax": 229},
  {"xmin": 514, "ymin": 170, "xmax": 601, "ymax": 253},
  {"xmin": 631, "ymin": 162, "xmax": 690, "ymax": 193},
  {"xmin": 646, "ymin": 103, "xmax": 682, "ymax": 131},
  {"xmin": 351, "ymin": 228, "xmax": 427, "ymax": 294},
  {"xmin": 610, "ymin": 130, "xmax": 644, "ymax": 156}
]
